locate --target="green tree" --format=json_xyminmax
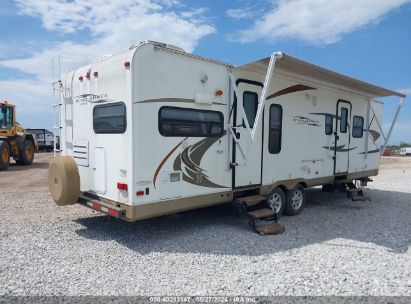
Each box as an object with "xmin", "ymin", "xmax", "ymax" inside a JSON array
[{"xmin": 399, "ymin": 141, "xmax": 411, "ymax": 148}]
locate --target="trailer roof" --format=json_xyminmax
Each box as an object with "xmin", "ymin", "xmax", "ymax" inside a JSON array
[{"xmin": 237, "ymin": 53, "xmax": 406, "ymax": 99}]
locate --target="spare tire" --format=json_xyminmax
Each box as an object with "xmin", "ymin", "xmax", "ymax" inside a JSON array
[{"xmin": 48, "ymin": 156, "xmax": 80, "ymax": 206}]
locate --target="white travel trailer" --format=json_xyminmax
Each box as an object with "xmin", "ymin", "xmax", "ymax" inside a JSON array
[
  {"xmin": 400, "ymin": 148, "xmax": 411, "ymax": 156},
  {"xmin": 49, "ymin": 41, "xmax": 405, "ymax": 233}
]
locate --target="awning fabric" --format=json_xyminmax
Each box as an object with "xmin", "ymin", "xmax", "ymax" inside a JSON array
[{"xmin": 236, "ymin": 53, "xmax": 406, "ymax": 99}]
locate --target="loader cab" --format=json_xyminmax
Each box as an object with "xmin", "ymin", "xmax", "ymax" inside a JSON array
[{"xmin": 0, "ymin": 102, "xmax": 15, "ymax": 135}]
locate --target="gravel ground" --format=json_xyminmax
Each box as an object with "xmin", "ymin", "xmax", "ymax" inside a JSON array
[{"xmin": 0, "ymin": 153, "xmax": 410, "ymax": 296}]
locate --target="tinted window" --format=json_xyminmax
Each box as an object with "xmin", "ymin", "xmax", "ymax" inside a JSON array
[
  {"xmin": 340, "ymin": 107, "xmax": 348, "ymax": 133},
  {"xmin": 269, "ymin": 104, "xmax": 282, "ymax": 154},
  {"xmin": 352, "ymin": 116, "xmax": 364, "ymax": 138},
  {"xmin": 243, "ymin": 91, "xmax": 258, "ymax": 128},
  {"xmin": 93, "ymin": 103, "xmax": 126, "ymax": 134},
  {"xmin": 325, "ymin": 115, "xmax": 333, "ymax": 135},
  {"xmin": 159, "ymin": 107, "xmax": 224, "ymax": 137}
]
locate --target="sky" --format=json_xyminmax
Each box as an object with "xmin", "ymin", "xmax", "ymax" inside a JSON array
[{"xmin": 0, "ymin": 0, "xmax": 410, "ymax": 144}]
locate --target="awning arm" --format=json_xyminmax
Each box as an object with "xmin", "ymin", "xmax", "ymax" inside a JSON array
[
  {"xmin": 227, "ymin": 51, "xmax": 282, "ymax": 166},
  {"xmin": 251, "ymin": 52, "xmax": 283, "ymax": 140},
  {"xmin": 380, "ymin": 96, "xmax": 406, "ymax": 155}
]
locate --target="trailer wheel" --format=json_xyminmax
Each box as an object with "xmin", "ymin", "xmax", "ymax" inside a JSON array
[
  {"xmin": 16, "ymin": 138, "xmax": 34, "ymax": 165},
  {"xmin": 285, "ymin": 185, "xmax": 306, "ymax": 216},
  {"xmin": 0, "ymin": 141, "xmax": 10, "ymax": 171},
  {"xmin": 267, "ymin": 187, "xmax": 285, "ymax": 217}
]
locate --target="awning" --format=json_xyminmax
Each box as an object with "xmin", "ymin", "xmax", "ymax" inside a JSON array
[{"xmin": 236, "ymin": 53, "xmax": 406, "ymax": 99}]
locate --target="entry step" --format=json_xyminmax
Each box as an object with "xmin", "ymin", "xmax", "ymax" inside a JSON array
[
  {"xmin": 236, "ymin": 195, "xmax": 266, "ymax": 207},
  {"xmin": 247, "ymin": 208, "xmax": 275, "ymax": 220},
  {"xmin": 255, "ymin": 222, "xmax": 285, "ymax": 236}
]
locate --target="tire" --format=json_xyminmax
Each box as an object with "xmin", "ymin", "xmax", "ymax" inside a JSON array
[
  {"xmin": 285, "ymin": 185, "xmax": 306, "ymax": 216},
  {"xmin": 0, "ymin": 141, "xmax": 10, "ymax": 171},
  {"xmin": 266, "ymin": 187, "xmax": 286, "ymax": 217},
  {"xmin": 16, "ymin": 138, "xmax": 34, "ymax": 165}
]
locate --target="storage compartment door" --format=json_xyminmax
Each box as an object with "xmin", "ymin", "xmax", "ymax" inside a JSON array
[{"xmin": 94, "ymin": 147, "xmax": 107, "ymax": 194}]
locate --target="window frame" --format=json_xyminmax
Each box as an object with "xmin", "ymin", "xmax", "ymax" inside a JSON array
[
  {"xmin": 352, "ymin": 115, "xmax": 364, "ymax": 138},
  {"xmin": 93, "ymin": 102, "xmax": 127, "ymax": 134},
  {"xmin": 268, "ymin": 104, "xmax": 283, "ymax": 154},
  {"xmin": 325, "ymin": 114, "xmax": 334, "ymax": 135},
  {"xmin": 158, "ymin": 106, "xmax": 224, "ymax": 138},
  {"xmin": 340, "ymin": 107, "xmax": 348, "ymax": 133},
  {"xmin": 242, "ymin": 91, "xmax": 258, "ymax": 128}
]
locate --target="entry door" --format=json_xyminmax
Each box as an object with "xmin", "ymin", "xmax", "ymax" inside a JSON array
[
  {"xmin": 334, "ymin": 100, "xmax": 351, "ymax": 174},
  {"xmin": 233, "ymin": 81, "xmax": 263, "ymax": 188}
]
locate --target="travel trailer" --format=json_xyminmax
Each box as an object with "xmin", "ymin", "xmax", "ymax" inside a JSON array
[
  {"xmin": 400, "ymin": 148, "xmax": 411, "ymax": 156},
  {"xmin": 48, "ymin": 41, "xmax": 406, "ymax": 233}
]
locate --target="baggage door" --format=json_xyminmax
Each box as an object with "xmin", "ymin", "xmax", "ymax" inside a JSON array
[
  {"xmin": 94, "ymin": 147, "xmax": 107, "ymax": 194},
  {"xmin": 334, "ymin": 100, "xmax": 351, "ymax": 174},
  {"xmin": 233, "ymin": 80, "xmax": 263, "ymax": 188}
]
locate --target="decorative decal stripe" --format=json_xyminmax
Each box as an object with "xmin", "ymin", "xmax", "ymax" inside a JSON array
[
  {"xmin": 322, "ymin": 145, "xmax": 357, "ymax": 152},
  {"xmin": 266, "ymin": 84, "xmax": 315, "ymax": 100},
  {"xmin": 153, "ymin": 137, "xmax": 188, "ymax": 189},
  {"xmin": 173, "ymin": 135, "xmax": 227, "ymax": 188}
]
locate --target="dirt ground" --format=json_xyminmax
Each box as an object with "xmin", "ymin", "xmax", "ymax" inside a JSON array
[
  {"xmin": 0, "ymin": 152, "xmax": 51, "ymax": 188},
  {"xmin": 0, "ymin": 153, "xmax": 410, "ymax": 296}
]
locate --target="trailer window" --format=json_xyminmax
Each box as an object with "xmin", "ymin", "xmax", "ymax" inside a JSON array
[
  {"xmin": 325, "ymin": 115, "xmax": 333, "ymax": 135},
  {"xmin": 93, "ymin": 103, "xmax": 126, "ymax": 134},
  {"xmin": 243, "ymin": 91, "xmax": 258, "ymax": 128},
  {"xmin": 340, "ymin": 107, "xmax": 348, "ymax": 133},
  {"xmin": 269, "ymin": 104, "xmax": 282, "ymax": 154},
  {"xmin": 352, "ymin": 116, "xmax": 364, "ymax": 138},
  {"xmin": 159, "ymin": 107, "xmax": 224, "ymax": 137}
]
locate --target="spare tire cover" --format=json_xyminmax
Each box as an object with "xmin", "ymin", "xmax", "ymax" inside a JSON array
[{"xmin": 48, "ymin": 156, "xmax": 80, "ymax": 206}]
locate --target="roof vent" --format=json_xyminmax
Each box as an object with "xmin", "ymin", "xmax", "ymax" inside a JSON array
[{"xmin": 131, "ymin": 40, "xmax": 186, "ymax": 53}]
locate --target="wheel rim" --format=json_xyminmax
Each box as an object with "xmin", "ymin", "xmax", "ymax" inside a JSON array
[
  {"xmin": 269, "ymin": 193, "xmax": 282, "ymax": 213},
  {"xmin": 26, "ymin": 146, "xmax": 33, "ymax": 160},
  {"xmin": 2, "ymin": 149, "xmax": 8, "ymax": 163},
  {"xmin": 291, "ymin": 190, "xmax": 303, "ymax": 210}
]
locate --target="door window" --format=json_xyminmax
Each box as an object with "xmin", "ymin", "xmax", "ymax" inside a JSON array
[
  {"xmin": 243, "ymin": 91, "xmax": 258, "ymax": 128},
  {"xmin": 268, "ymin": 104, "xmax": 283, "ymax": 154},
  {"xmin": 340, "ymin": 107, "xmax": 348, "ymax": 133}
]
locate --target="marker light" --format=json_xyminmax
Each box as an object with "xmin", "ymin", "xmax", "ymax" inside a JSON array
[
  {"xmin": 79, "ymin": 76, "xmax": 83, "ymax": 81},
  {"xmin": 136, "ymin": 191, "xmax": 144, "ymax": 196},
  {"xmin": 124, "ymin": 61, "xmax": 130, "ymax": 68},
  {"xmin": 215, "ymin": 90, "xmax": 223, "ymax": 96},
  {"xmin": 93, "ymin": 71, "xmax": 98, "ymax": 77}
]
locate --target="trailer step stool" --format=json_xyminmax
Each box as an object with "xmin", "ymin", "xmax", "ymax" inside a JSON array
[
  {"xmin": 233, "ymin": 195, "xmax": 285, "ymax": 236},
  {"xmin": 346, "ymin": 183, "xmax": 370, "ymax": 202}
]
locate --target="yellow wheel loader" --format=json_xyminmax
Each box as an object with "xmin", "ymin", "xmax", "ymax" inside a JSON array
[{"xmin": 0, "ymin": 101, "xmax": 37, "ymax": 171}]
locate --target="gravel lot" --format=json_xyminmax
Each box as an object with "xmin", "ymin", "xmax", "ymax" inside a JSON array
[{"xmin": 0, "ymin": 153, "xmax": 410, "ymax": 296}]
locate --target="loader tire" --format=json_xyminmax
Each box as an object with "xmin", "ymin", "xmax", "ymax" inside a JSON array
[
  {"xmin": 0, "ymin": 141, "xmax": 10, "ymax": 171},
  {"xmin": 48, "ymin": 156, "xmax": 80, "ymax": 206},
  {"xmin": 16, "ymin": 138, "xmax": 34, "ymax": 165}
]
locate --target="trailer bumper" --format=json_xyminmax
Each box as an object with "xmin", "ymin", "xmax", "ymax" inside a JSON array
[{"xmin": 78, "ymin": 195, "xmax": 126, "ymax": 219}]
